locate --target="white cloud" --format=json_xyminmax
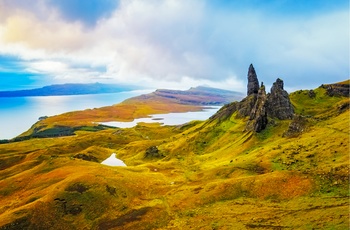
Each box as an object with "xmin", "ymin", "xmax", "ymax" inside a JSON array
[
  {"xmin": 0, "ymin": 0, "xmax": 348, "ymax": 92},
  {"xmin": 26, "ymin": 60, "xmax": 68, "ymax": 73}
]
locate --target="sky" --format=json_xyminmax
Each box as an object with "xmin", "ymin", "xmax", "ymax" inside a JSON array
[{"xmin": 0, "ymin": 0, "xmax": 348, "ymax": 93}]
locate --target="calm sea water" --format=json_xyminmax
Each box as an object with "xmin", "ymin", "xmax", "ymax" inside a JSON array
[{"xmin": 0, "ymin": 90, "xmax": 152, "ymax": 139}]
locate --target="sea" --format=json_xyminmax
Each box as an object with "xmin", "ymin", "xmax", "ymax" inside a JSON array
[
  {"xmin": 0, "ymin": 90, "xmax": 221, "ymax": 140},
  {"xmin": 0, "ymin": 90, "xmax": 151, "ymax": 140}
]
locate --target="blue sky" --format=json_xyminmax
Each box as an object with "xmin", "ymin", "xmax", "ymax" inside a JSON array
[{"xmin": 0, "ymin": 0, "xmax": 348, "ymax": 92}]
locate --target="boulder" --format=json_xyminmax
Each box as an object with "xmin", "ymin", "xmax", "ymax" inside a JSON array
[
  {"xmin": 283, "ymin": 115, "xmax": 308, "ymax": 137},
  {"xmin": 145, "ymin": 146, "xmax": 163, "ymax": 158}
]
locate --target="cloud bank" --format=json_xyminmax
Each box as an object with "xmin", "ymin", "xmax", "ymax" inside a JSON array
[{"xmin": 0, "ymin": 0, "xmax": 348, "ymax": 92}]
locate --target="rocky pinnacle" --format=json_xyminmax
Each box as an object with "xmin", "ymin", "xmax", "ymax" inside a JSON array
[
  {"xmin": 247, "ymin": 64, "xmax": 259, "ymax": 96},
  {"xmin": 266, "ymin": 78, "xmax": 294, "ymax": 119}
]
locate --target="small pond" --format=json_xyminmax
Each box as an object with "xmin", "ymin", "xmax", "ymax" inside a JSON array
[{"xmin": 101, "ymin": 153, "xmax": 126, "ymax": 166}]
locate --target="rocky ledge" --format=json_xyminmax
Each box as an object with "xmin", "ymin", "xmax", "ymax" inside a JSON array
[{"xmin": 320, "ymin": 81, "xmax": 350, "ymax": 97}]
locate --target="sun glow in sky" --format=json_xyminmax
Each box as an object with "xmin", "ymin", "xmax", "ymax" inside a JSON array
[{"xmin": 0, "ymin": 0, "xmax": 348, "ymax": 92}]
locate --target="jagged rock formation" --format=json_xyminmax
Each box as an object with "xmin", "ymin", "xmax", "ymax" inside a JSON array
[
  {"xmin": 247, "ymin": 64, "xmax": 259, "ymax": 96},
  {"xmin": 266, "ymin": 78, "xmax": 294, "ymax": 119},
  {"xmin": 211, "ymin": 64, "xmax": 294, "ymax": 132},
  {"xmin": 246, "ymin": 84, "xmax": 268, "ymax": 132}
]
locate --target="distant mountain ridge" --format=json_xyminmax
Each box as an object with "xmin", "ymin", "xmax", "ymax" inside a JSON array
[{"xmin": 0, "ymin": 83, "xmax": 136, "ymax": 97}]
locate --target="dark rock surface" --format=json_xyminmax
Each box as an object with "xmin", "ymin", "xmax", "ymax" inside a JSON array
[
  {"xmin": 246, "ymin": 85, "xmax": 268, "ymax": 132},
  {"xmin": 236, "ymin": 94, "xmax": 258, "ymax": 118},
  {"xmin": 283, "ymin": 115, "xmax": 308, "ymax": 137},
  {"xmin": 308, "ymin": 90, "xmax": 316, "ymax": 98},
  {"xmin": 321, "ymin": 83, "xmax": 350, "ymax": 97},
  {"xmin": 145, "ymin": 146, "xmax": 163, "ymax": 158},
  {"xmin": 247, "ymin": 64, "xmax": 259, "ymax": 96},
  {"xmin": 210, "ymin": 94, "xmax": 257, "ymax": 121},
  {"xmin": 211, "ymin": 65, "xmax": 294, "ymax": 133},
  {"xmin": 338, "ymin": 100, "xmax": 350, "ymax": 113},
  {"xmin": 73, "ymin": 153, "xmax": 98, "ymax": 162},
  {"xmin": 266, "ymin": 78, "xmax": 294, "ymax": 120},
  {"xmin": 65, "ymin": 183, "xmax": 89, "ymax": 194}
]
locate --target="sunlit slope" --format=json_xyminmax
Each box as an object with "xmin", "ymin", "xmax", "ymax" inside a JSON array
[{"xmin": 0, "ymin": 85, "xmax": 349, "ymax": 229}]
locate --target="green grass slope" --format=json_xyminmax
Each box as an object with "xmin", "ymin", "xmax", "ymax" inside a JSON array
[{"xmin": 0, "ymin": 84, "xmax": 349, "ymax": 229}]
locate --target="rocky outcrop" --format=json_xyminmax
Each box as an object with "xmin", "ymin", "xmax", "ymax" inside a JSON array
[
  {"xmin": 211, "ymin": 65, "xmax": 294, "ymax": 133},
  {"xmin": 247, "ymin": 64, "xmax": 259, "ymax": 96},
  {"xmin": 321, "ymin": 82, "xmax": 350, "ymax": 97},
  {"xmin": 266, "ymin": 78, "xmax": 294, "ymax": 120},
  {"xmin": 308, "ymin": 90, "xmax": 316, "ymax": 98},
  {"xmin": 246, "ymin": 85, "xmax": 268, "ymax": 132},
  {"xmin": 283, "ymin": 115, "xmax": 308, "ymax": 137},
  {"xmin": 246, "ymin": 77, "xmax": 294, "ymax": 132},
  {"xmin": 73, "ymin": 153, "xmax": 98, "ymax": 162},
  {"xmin": 338, "ymin": 100, "xmax": 350, "ymax": 113},
  {"xmin": 145, "ymin": 146, "xmax": 163, "ymax": 158}
]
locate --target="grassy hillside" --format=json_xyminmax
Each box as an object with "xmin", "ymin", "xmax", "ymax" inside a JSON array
[{"xmin": 0, "ymin": 84, "xmax": 349, "ymax": 229}]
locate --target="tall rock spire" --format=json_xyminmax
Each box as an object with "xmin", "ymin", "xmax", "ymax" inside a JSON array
[{"xmin": 247, "ymin": 64, "xmax": 259, "ymax": 96}]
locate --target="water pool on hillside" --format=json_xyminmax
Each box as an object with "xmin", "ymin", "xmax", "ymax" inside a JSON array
[
  {"xmin": 99, "ymin": 106, "xmax": 221, "ymax": 128},
  {"xmin": 101, "ymin": 153, "xmax": 127, "ymax": 166}
]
